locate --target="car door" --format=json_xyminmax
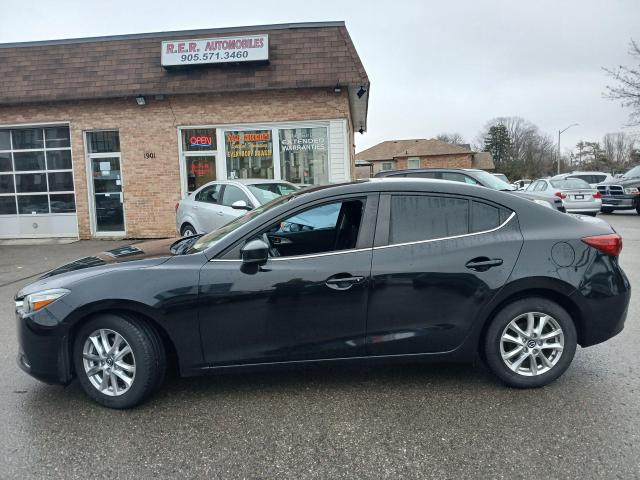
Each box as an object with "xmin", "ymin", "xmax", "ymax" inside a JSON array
[
  {"xmin": 194, "ymin": 183, "xmax": 225, "ymax": 232},
  {"xmin": 198, "ymin": 194, "xmax": 379, "ymax": 366},
  {"xmin": 218, "ymin": 184, "xmax": 253, "ymax": 225},
  {"xmin": 366, "ymin": 193, "xmax": 523, "ymax": 355}
]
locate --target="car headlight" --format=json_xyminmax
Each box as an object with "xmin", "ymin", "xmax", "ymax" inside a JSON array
[
  {"xmin": 624, "ymin": 187, "xmax": 639, "ymax": 194},
  {"xmin": 18, "ymin": 288, "xmax": 70, "ymax": 313},
  {"xmin": 533, "ymin": 199, "xmax": 553, "ymax": 209}
]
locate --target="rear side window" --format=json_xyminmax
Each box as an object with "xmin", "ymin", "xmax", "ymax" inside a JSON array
[
  {"xmin": 406, "ymin": 171, "xmax": 437, "ymax": 178},
  {"xmin": 471, "ymin": 201, "xmax": 512, "ymax": 232},
  {"xmin": 389, "ymin": 195, "xmax": 469, "ymax": 243}
]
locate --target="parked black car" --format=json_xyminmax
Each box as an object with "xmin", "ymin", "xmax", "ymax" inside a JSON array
[
  {"xmin": 374, "ymin": 168, "xmax": 566, "ymax": 212},
  {"xmin": 597, "ymin": 165, "xmax": 640, "ymax": 214},
  {"xmin": 16, "ymin": 179, "xmax": 629, "ymax": 408}
]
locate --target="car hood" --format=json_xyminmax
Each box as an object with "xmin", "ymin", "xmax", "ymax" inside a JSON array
[{"xmin": 16, "ymin": 238, "xmax": 180, "ymax": 298}]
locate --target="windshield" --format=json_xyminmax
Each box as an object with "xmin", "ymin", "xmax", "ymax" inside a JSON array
[
  {"xmin": 473, "ymin": 170, "xmax": 515, "ymax": 190},
  {"xmin": 247, "ymin": 182, "xmax": 299, "ymax": 205},
  {"xmin": 623, "ymin": 166, "xmax": 640, "ymax": 179},
  {"xmin": 550, "ymin": 178, "xmax": 590, "ymax": 189},
  {"xmin": 188, "ymin": 194, "xmax": 292, "ymax": 253}
]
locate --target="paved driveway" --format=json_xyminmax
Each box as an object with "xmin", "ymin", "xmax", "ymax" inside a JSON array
[{"xmin": 1, "ymin": 215, "xmax": 639, "ymax": 479}]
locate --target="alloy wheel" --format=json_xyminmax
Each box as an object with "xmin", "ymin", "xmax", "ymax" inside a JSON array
[
  {"xmin": 500, "ymin": 312, "xmax": 564, "ymax": 376},
  {"xmin": 82, "ymin": 329, "xmax": 136, "ymax": 396}
]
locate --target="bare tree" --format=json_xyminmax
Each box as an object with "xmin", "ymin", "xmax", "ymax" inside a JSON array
[
  {"xmin": 603, "ymin": 132, "xmax": 637, "ymax": 169},
  {"xmin": 604, "ymin": 39, "xmax": 640, "ymax": 126},
  {"xmin": 436, "ymin": 132, "xmax": 466, "ymax": 145}
]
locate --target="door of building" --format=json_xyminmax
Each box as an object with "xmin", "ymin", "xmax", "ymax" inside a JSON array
[{"xmin": 86, "ymin": 131, "xmax": 125, "ymax": 234}]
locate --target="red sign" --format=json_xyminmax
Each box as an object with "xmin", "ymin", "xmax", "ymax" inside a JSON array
[
  {"xmin": 190, "ymin": 135, "xmax": 212, "ymax": 148},
  {"xmin": 190, "ymin": 161, "xmax": 211, "ymax": 176}
]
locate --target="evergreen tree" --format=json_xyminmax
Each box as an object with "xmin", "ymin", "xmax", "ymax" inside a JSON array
[{"xmin": 483, "ymin": 124, "xmax": 511, "ymax": 170}]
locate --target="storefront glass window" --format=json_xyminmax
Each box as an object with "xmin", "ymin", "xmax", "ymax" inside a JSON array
[
  {"xmin": 182, "ymin": 128, "xmax": 216, "ymax": 152},
  {"xmin": 279, "ymin": 127, "xmax": 328, "ymax": 185},
  {"xmin": 225, "ymin": 130, "xmax": 273, "ymax": 179},
  {"xmin": 186, "ymin": 156, "xmax": 216, "ymax": 193}
]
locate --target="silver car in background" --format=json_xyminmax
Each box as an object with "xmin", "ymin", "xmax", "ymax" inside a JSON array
[
  {"xmin": 552, "ymin": 171, "xmax": 613, "ymax": 188},
  {"xmin": 526, "ymin": 177, "xmax": 601, "ymax": 215},
  {"xmin": 176, "ymin": 179, "xmax": 299, "ymax": 236}
]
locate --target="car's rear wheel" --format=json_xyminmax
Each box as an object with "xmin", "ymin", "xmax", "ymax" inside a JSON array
[
  {"xmin": 73, "ymin": 313, "xmax": 165, "ymax": 409},
  {"xmin": 181, "ymin": 223, "xmax": 197, "ymax": 237},
  {"xmin": 484, "ymin": 298, "xmax": 577, "ymax": 388},
  {"xmin": 601, "ymin": 207, "xmax": 614, "ymax": 214}
]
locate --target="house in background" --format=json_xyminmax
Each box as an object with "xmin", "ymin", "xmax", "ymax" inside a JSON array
[{"xmin": 354, "ymin": 138, "xmax": 494, "ymax": 178}]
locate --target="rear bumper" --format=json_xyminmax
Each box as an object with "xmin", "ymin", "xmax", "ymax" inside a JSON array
[
  {"xmin": 570, "ymin": 260, "xmax": 631, "ymax": 347},
  {"xmin": 601, "ymin": 195, "xmax": 636, "ymax": 209}
]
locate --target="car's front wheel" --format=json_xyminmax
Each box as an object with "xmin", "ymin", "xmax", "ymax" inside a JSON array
[
  {"xmin": 73, "ymin": 313, "xmax": 166, "ymax": 409},
  {"xmin": 181, "ymin": 223, "xmax": 197, "ymax": 237},
  {"xmin": 484, "ymin": 298, "xmax": 577, "ymax": 388}
]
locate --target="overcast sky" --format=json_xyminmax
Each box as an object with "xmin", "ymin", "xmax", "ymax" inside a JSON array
[{"xmin": 1, "ymin": 0, "xmax": 638, "ymax": 153}]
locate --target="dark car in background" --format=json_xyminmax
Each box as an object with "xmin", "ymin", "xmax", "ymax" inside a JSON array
[
  {"xmin": 15, "ymin": 179, "xmax": 629, "ymax": 408},
  {"xmin": 597, "ymin": 165, "xmax": 640, "ymax": 214},
  {"xmin": 374, "ymin": 168, "xmax": 566, "ymax": 211}
]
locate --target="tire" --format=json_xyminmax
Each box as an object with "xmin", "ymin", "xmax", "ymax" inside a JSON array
[
  {"xmin": 483, "ymin": 297, "xmax": 577, "ymax": 388},
  {"xmin": 180, "ymin": 223, "xmax": 197, "ymax": 237},
  {"xmin": 586, "ymin": 212, "xmax": 598, "ymax": 217},
  {"xmin": 600, "ymin": 207, "xmax": 614, "ymax": 214},
  {"xmin": 73, "ymin": 313, "xmax": 166, "ymax": 409}
]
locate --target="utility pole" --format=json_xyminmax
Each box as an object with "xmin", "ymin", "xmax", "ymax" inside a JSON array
[{"xmin": 558, "ymin": 123, "xmax": 579, "ymax": 175}]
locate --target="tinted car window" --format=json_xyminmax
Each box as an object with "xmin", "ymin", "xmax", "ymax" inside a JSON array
[
  {"xmin": 440, "ymin": 172, "xmax": 473, "ymax": 184},
  {"xmin": 405, "ymin": 171, "xmax": 437, "ymax": 179},
  {"xmin": 195, "ymin": 184, "xmax": 221, "ymax": 204},
  {"xmin": 221, "ymin": 185, "xmax": 250, "ymax": 207},
  {"xmin": 389, "ymin": 195, "xmax": 469, "ymax": 243},
  {"xmin": 471, "ymin": 201, "xmax": 511, "ymax": 232}
]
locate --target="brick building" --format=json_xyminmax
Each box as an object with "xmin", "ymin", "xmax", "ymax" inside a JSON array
[
  {"xmin": 0, "ymin": 22, "xmax": 369, "ymax": 239},
  {"xmin": 355, "ymin": 139, "xmax": 494, "ymax": 178}
]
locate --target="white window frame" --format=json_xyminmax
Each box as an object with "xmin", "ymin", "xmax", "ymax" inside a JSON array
[
  {"xmin": 83, "ymin": 130, "xmax": 126, "ymax": 237},
  {"xmin": 381, "ymin": 161, "xmax": 394, "ymax": 171},
  {"xmin": 177, "ymin": 120, "xmax": 334, "ymax": 198},
  {"xmin": 407, "ymin": 157, "xmax": 421, "ymax": 169}
]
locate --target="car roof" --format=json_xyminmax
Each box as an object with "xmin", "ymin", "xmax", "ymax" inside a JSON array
[
  {"xmin": 225, "ymin": 179, "xmax": 295, "ymax": 185},
  {"xmin": 375, "ymin": 167, "xmax": 484, "ymax": 176}
]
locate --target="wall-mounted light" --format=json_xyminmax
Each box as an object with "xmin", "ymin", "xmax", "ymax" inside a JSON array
[
  {"xmin": 357, "ymin": 86, "xmax": 366, "ymax": 98},
  {"xmin": 358, "ymin": 126, "xmax": 364, "ymax": 134},
  {"xmin": 135, "ymin": 95, "xmax": 146, "ymax": 106},
  {"xmin": 334, "ymin": 83, "xmax": 342, "ymax": 93}
]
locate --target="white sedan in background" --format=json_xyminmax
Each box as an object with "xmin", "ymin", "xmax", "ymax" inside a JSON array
[
  {"xmin": 526, "ymin": 177, "xmax": 601, "ymax": 216},
  {"xmin": 176, "ymin": 179, "xmax": 299, "ymax": 236}
]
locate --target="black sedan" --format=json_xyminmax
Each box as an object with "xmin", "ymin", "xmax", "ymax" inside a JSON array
[{"xmin": 15, "ymin": 179, "xmax": 630, "ymax": 408}]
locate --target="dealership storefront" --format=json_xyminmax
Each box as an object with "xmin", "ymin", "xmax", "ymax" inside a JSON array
[{"xmin": 0, "ymin": 22, "xmax": 369, "ymax": 239}]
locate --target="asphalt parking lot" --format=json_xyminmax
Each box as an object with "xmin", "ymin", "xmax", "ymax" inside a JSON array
[{"xmin": 1, "ymin": 214, "xmax": 639, "ymax": 479}]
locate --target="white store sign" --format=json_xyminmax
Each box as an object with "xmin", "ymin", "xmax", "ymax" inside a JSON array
[{"xmin": 161, "ymin": 35, "xmax": 269, "ymax": 67}]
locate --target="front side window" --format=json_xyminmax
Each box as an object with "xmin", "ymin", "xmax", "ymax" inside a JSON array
[
  {"xmin": 264, "ymin": 199, "xmax": 365, "ymax": 257},
  {"xmin": 195, "ymin": 184, "xmax": 222, "ymax": 204},
  {"xmin": 279, "ymin": 127, "xmax": 328, "ymax": 185},
  {"xmin": 221, "ymin": 185, "xmax": 250, "ymax": 207},
  {"xmin": 226, "ymin": 130, "xmax": 273, "ymax": 179},
  {"xmin": 389, "ymin": 195, "xmax": 469, "ymax": 244}
]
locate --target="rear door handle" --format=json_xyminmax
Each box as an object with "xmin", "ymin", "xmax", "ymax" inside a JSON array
[
  {"xmin": 325, "ymin": 275, "xmax": 365, "ymax": 291},
  {"xmin": 465, "ymin": 257, "xmax": 503, "ymax": 272}
]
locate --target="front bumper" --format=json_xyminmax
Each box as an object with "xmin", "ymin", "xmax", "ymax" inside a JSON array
[
  {"xmin": 601, "ymin": 195, "xmax": 636, "ymax": 209},
  {"xmin": 16, "ymin": 309, "xmax": 73, "ymax": 385}
]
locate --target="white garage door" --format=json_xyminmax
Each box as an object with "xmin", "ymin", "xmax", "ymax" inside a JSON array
[{"xmin": 0, "ymin": 125, "xmax": 78, "ymax": 238}]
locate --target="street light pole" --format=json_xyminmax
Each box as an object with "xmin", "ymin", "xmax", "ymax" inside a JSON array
[{"xmin": 557, "ymin": 123, "xmax": 579, "ymax": 175}]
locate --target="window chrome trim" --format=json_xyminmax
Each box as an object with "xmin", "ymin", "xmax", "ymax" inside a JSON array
[
  {"xmin": 373, "ymin": 211, "xmax": 516, "ymax": 251},
  {"xmin": 210, "ymin": 247, "xmax": 372, "ymax": 263}
]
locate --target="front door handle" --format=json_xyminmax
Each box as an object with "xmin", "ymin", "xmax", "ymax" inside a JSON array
[
  {"xmin": 325, "ymin": 274, "xmax": 365, "ymax": 291},
  {"xmin": 216, "ymin": 211, "xmax": 224, "ymax": 216},
  {"xmin": 465, "ymin": 257, "xmax": 503, "ymax": 272}
]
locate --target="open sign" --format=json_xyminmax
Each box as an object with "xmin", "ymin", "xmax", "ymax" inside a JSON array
[{"xmin": 190, "ymin": 135, "xmax": 212, "ymax": 148}]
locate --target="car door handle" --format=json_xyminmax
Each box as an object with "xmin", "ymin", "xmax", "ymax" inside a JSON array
[
  {"xmin": 216, "ymin": 211, "xmax": 224, "ymax": 216},
  {"xmin": 193, "ymin": 205, "xmax": 198, "ymax": 210},
  {"xmin": 325, "ymin": 275, "xmax": 365, "ymax": 291},
  {"xmin": 465, "ymin": 257, "xmax": 503, "ymax": 272}
]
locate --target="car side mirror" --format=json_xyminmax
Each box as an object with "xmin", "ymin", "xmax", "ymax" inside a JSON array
[
  {"xmin": 231, "ymin": 200, "xmax": 252, "ymax": 211},
  {"xmin": 241, "ymin": 239, "xmax": 269, "ymax": 265}
]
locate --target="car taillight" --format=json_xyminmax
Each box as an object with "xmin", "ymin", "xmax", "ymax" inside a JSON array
[
  {"xmin": 554, "ymin": 191, "xmax": 567, "ymax": 199},
  {"xmin": 593, "ymin": 191, "xmax": 602, "ymax": 199},
  {"xmin": 175, "ymin": 202, "xmax": 180, "ymax": 212},
  {"xmin": 581, "ymin": 233, "xmax": 622, "ymax": 256}
]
